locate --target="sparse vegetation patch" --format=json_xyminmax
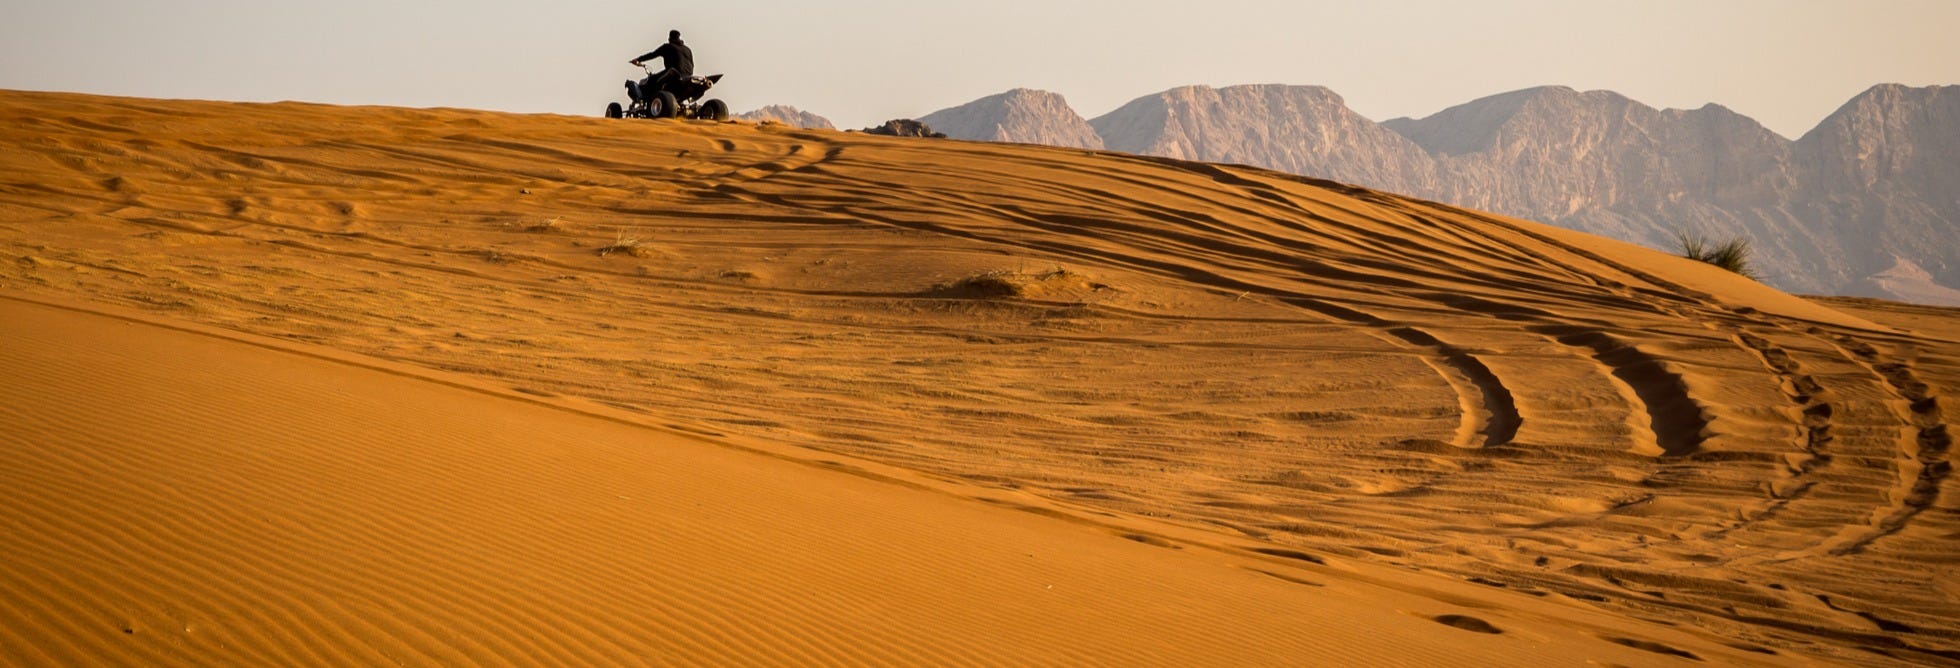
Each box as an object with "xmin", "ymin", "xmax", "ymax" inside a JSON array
[
  {"xmin": 598, "ymin": 227, "xmax": 654, "ymax": 258},
  {"xmin": 1675, "ymin": 231, "xmax": 1760, "ymax": 280}
]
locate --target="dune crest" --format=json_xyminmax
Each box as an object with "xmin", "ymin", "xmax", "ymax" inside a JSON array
[{"xmin": 2, "ymin": 90, "xmax": 1957, "ymax": 665}]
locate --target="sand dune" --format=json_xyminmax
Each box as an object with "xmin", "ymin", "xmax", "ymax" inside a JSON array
[{"xmin": 1, "ymin": 90, "xmax": 1956, "ymax": 665}]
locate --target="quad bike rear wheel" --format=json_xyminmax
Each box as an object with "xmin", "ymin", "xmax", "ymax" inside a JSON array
[
  {"xmin": 605, "ymin": 102, "xmax": 623, "ymax": 119},
  {"xmin": 697, "ymin": 99, "xmax": 729, "ymax": 122},
  {"xmin": 655, "ymin": 92, "xmax": 680, "ymax": 119}
]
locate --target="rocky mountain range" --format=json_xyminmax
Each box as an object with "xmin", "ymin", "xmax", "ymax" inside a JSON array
[
  {"xmin": 769, "ymin": 84, "xmax": 1960, "ymax": 303},
  {"xmin": 734, "ymin": 105, "xmax": 835, "ymax": 130}
]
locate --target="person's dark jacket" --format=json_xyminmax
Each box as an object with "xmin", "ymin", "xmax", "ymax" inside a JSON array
[{"xmin": 635, "ymin": 40, "xmax": 694, "ymax": 77}]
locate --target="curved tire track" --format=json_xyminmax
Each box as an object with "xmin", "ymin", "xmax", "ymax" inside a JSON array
[
  {"xmin": 1818, "ymin": 336, "xmax": 1953, "ymax": 556},
  {"xmin": 1383, "ymin": 326, "xmax": 1520, "ymax": 448},
  {"xmin": 1531, "ymin": 326, "xmax": 1708, "ymax": 457},
  {"xmin": 1735, "ymin": 330, "xmax": 1837, "ymax": 488},
  {"xmin": 1718, "ymin": 329, "xmax": 1840, "ymax": 535}
]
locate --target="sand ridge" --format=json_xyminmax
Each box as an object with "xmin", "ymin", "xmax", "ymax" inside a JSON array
[{"xmin": 2, "ymin": 89, "xmax": 1956, "ymax": 664}]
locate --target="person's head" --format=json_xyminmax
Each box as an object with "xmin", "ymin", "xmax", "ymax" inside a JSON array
[{"xmin": 669, "ymin": 30, "xmax": 682, "ymax": 43}]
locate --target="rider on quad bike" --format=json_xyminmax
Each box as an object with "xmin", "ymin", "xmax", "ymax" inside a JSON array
[
  {"xmin": 608, "ymin": 29, "xmax": 729, "ymax": 121},
  {"xmin": 628, "ymin": 30, "xmax": 693, "ymax": 103}
]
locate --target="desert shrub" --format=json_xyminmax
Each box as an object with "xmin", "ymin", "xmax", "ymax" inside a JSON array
[{"xmin": 1675, "ymin": 231, "xmax": 1760, "ymax": 280}]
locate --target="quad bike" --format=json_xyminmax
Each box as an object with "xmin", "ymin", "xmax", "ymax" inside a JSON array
[{"xmin": 607, "ymin": 65, "xmax": 729, "ymax": 121}]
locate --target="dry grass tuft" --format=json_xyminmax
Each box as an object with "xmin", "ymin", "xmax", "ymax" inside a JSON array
[
  {"xmin": 1675, "ymin": 231, "xmax": 1761, "ymax": 280},
  {"xmin": 597, "ymin": 228, "xmax": 654, "ymax": 258}
]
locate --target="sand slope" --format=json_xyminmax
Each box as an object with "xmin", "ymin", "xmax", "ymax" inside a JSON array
[
  {"xmin": 7, "ymin": 293, "xmax": 1768, "ymax": 666},
  {"xmin": 1, "ymin": 90, "xmax": 1956, "ymax": 665}
]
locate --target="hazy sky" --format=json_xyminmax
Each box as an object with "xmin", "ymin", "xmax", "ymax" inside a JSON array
[{"xmin": 3, "ymin": 0, "xmax": 1955, "ymax": 138}]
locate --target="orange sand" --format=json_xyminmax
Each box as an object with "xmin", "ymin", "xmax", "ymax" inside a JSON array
[{"xmin": 1, "ymin": 90, "xmax": 1955, "ymax": 665}]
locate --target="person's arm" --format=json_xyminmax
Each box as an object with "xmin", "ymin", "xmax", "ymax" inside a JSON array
[{"xmin": 630, "ymin": 44, "xmax": 672, "ymax": 66}]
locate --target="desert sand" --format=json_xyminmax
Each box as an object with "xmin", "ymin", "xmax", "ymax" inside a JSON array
[{"xmin": 0, "ymin": 90, "xmax": 1954, "ymax": 665}]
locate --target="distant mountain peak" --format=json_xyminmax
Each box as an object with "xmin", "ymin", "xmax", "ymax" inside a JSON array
[
  {"xmin": 1382, "ymin": 88, "xmax": 1545, "ymax": 156},
  {"xmin": 1089, "ymin": 83, "xmax": 1431, "ymax": 188},
  {"xmin": 1825, "ymin": 82, "xmax": 1958, "ymax": 115},
  {"xmin": 1859, "ymin": 82, "xmax": 1924, "ymax": 97},
  {"xmin": 734, "ymin": 105, "xmax": 835, "ymax": 130},
  {"xmin": 918, "ymin": 88, "xmax": 1102, "ymax": 149},
  {"xmin": 1384, "ymin": 86, "xmax": 1662, "ymax": 156},
  {"xmin": 1157, "ymin": 83, "xmax": 1346, "ymax": 105}
]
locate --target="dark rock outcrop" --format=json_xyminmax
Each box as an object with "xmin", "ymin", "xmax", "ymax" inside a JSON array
[{"xmin": 859, "ymin": 119, "xmax": 946, "ymax": 138}]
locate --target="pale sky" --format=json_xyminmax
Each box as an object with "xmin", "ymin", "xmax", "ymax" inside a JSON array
[{"xmin": 2, "ymin": 0, "xmax": 1955, "ymax": 139}]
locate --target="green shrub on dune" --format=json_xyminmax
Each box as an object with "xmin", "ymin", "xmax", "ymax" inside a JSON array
[{"xmin": 1676, "ymin": 231, "xmax": 1761, "ymax": 280}]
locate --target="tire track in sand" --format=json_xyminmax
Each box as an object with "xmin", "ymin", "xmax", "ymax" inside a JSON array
[
  {"xmin": 1731, "ymin": 329, "xmax": 1839, "ymax": 512},
  {"xmin": 1813, "ymin": 335, "xmax": 1953, "ymax": 556},
  {"xmin": 1528, "ymin": 325, "xmax": 1709, "ymax": 457},
  {"xmin": 703, "ymin": 149, "xmax": 1525, "ymax": 450},
  {"xmin": 1380, "ymin": 325, "xmax": 1520, "ymax": 448}
]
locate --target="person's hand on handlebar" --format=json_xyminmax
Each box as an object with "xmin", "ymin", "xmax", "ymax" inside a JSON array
[{"xmin": 629, "ymin": 59, "xmax": 642, "ymax": 66}]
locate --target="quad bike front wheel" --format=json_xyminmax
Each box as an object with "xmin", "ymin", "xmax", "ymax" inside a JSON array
[
  {"xmin": 697, "ymin": 99, "xmax": 729, "ymax": 122},
  {"xmin": 605, "ymin": 102, "xmax": 623, "ymax": 119}
]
